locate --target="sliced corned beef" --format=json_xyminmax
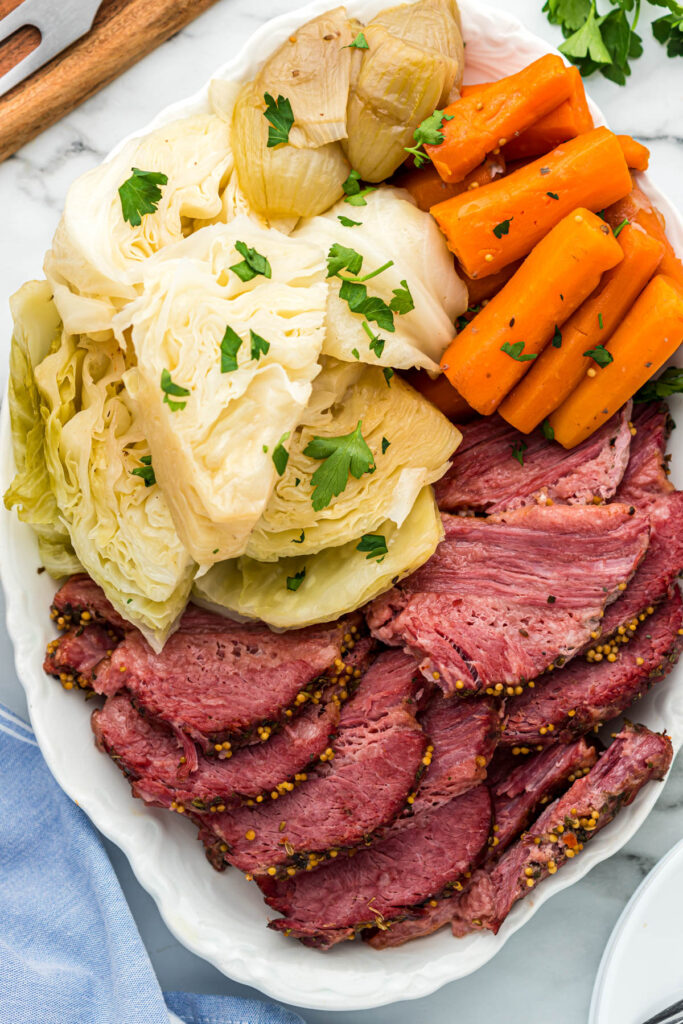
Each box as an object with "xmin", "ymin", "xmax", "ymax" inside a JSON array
[
  {"xmin": 44, "ymin": 622, "xmax": 117, "ymax": 688},
  {"xmin": 450, "ymin": 723, "xmax": 672, "ymax": 937},
  {"xmin": 435, "ymin": 404, "xmax": 631, "ymax": 514},
  {"xmin": 367, "ymin": 504, "xmax": 650, "ymax": 696},
  {"xmin": 92, "ymin": 693, "xmax": 341, "ymax": 807},
  {"xmin": 368, "ymin": 738, "xmax": 596, "ymax": 948},
  {"xmin": 617, "ymin": 402, "xmax": 674, "ymax": 507},
  {"xmin": 262, "ymin": 784, "xmax": 492, "ymax": 949},
  {"xmin": 415, "ymin": 697, "xmax": 500, "ymax": 809},
  {"xmin": 51, "ymin": 574, "xmax": 129, "ymax": 630},
  {"xmin": 199, "ymin": 651, "xmax": 427, "ymax": 876},
  {"xmin": 503, "ymin": 589, "xmax": 683, "ymax": 747}
]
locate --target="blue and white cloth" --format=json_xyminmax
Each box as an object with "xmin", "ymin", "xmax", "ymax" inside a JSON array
[{"xmin": 0, "ymin": 703, "xmax": 305, "ymax": 1024}]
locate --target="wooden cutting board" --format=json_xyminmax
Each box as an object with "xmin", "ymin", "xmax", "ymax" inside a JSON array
[{"xmin": 0, "ymin": 0, "xmax": 222, "ymax": 163}]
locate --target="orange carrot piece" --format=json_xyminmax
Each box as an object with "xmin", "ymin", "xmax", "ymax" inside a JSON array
[
  {"xmin": 440, "ymin": 208, "xmax": 624, "ymax": 416},
  {"xmin": 498, "ymin": 225, "xmax": 664, "ymax": 432},
  {"xmin": 426, "ymin": 55, "xmax": 574, "ymax": 184},
  {"xmin": 395, "ymin": 155, "xmax": 505, "ymax": 212},
  {"xmin": 401, "ymin": 370, "xmax": 477, "ymax": 422},
  {"xmin": 461, "ymin": 260, "xmax": 522, "ymax": 305},
  {"xmin": 604, "ymin": 185, "xmax": 683, "ymax": 290},
  {"xmin": 431, "ymin": 127, "xmax": 632, "ymax": 279},
  {"xmin": 549, "ymin": 275, "xmax": 683, "ymax": 448},
  {"xmin": 616, "ymin": 135, "xmax": 650, "ymax": 171}
]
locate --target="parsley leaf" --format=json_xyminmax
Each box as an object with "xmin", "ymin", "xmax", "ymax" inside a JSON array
[
  {"xmin": 389, "ymin": 280, "xmax": 415, "ymax": 315},
  {"xmin": 303, "ymin": 420, "xmax": 375, "ymax": 511},
  {"xmin": 160, "ymin": 368, "xmax": 190, "ymax": 411},
  {"xmin": 511, "ymin": 440, "xmax": 528, "ymax": 466},
  {"xmin": 544, "ymin": 0, "xmax": 648, "ymax": 84},
  {"xmin": 338, "ymin": 215, "xmax": 362, "ymax": 227},
  {"xmin": 230, "ymin": 241, "xmax": 272, "ymax": 282},
  {"xmin": 405, "ymin": 109, "xmax": 454, "ymax": 168},
  {"xmin": 357, "ymin": 533, "xmax": 388, "ymax": 561},
  {"xmin": 501, "ymin": 341, "xmax": 537, "ymax": 362},
  {"xmin": 286, "ymin": 568, "xmax": 306, "ymax": 591},
  {"xmin": 552, "ymin": 324, "xmax": 563, "ymax": 348},
  {"xmin": 339, "ymin": 279, "xmax": 395, "ymax": 332},
  {"xmin": 293, "ymin": 529, "xmax": 305, "ymax": 544},
  {"xmin": 220, "ymin": 326, "xmax": 242, "ymax": 372},
  {"xmin": 547, "ymin": 191, "xmax": 560, "ymax": 200},
  {"xmin": 383, "ymin": 367, "xmax": 394, "ymax": 387},
  {"xmin": 584, "ymin": 344, "xmax": 613, "ymax": 367},
  {"xmin": 493, "ymin": 218, "xmax": 513, "ymax": 238},
  {"xmin": 131, "ymin": 454, "xmax": 156, "ymax": 487},
  {"xmin": 613, "ymin": 217, "xmax": 630, "ymax": 237},
  {"xmin": 264, "ymin": 92, "xmax": 294, "ymax": 147},
  {"xmin": 351, "ymin": 347, "xmax": 360, "ymax": 359},
  {"xmin": 250, "ymin": 330, "xmax": 270, "ymax": 360},
  {"xmin": 363, "ymin": 321, "xmax": 385, "ymax": 358},
  {"xmin": 345, "ymin": 31, "xmax": 369, "ymax": 49},
  {"xmin": 634, "ymin": 366, "xmax": 683, "ymax": 402},
  {"xmin": 652, "ymin": 0, "xmax": 683, "ymax": 58},
  {"xmin": 541, "ymin": 419, "xmax": 555, "ymax": 441},
  {"xmin": 118, "ymin": 167, "xmax": 168, "ymax": 227},
  {"xmin": 327, "ymin": 243, "xmax": 364, "ymax": 278},
  {"xmin": 342, "ymin": 169, "xmax": 377, "ymax": 207},
  {"xmin": 272, "ymin": 432, "xmax": 290, "ymax": 475},
  {"xmin": 382, "ymin": 436, "xmax": 391, "ymax": 454}
]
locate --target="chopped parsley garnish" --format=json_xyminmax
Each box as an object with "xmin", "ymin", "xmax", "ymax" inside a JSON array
[
  {"xmin": 339, "ymin": 279, "xmax": 395, "ymax": 332},
  {"xmin": 220, "ymin": 326, "xmax": 242, "ymax": 372},
  {"xmin": 362, "ymin": 321, "xmax": 386, "ymax": 358},
  {"xmin": 511, "ymin": 440, "xmax": 528, "ymax": 466},
  {"xmin": 342, "ymin": 169, "xmax": 377, "ymax": 207},
  {"xmin": 250, "ymin": 330, "xmax": 270, "ymax": 360},
  {"xmin": 584, "ymin": 344, "xmax": 613, "ymax": 367},
  {"xmin": 345, "ymin": 31, "xmax": 369, "ymax": 49},
  {"xmin": 160, "ymin": 368, "xmax": 190, "ymax": 411},
  {"xmin": 613, "ymin": 217, "xmax": 630, "ymax": 237},
  {"xmin": 456, "ymin": 305, "xmax": 482, "ymax": 331},
  {"xmin": 389, "ymin": 279, "xmax": 414, "ymax": 315},
  {"xmin": 303, "ymin": 420, "xmax": 375, "ymax": 511},
  {"xmin": 598, "ymin": 312, "xmax": 604, "ymax": 329},
  {"xmin": 357, "ymin": 533, "xmax": 388, "ymax": 561},
  {"xmin": 295, "ymin": 477, "xmax": 301, "ymax": 486},
  {"xmin": 383, "ymin": 367, "xmax": 394, "ymax": 387},
  {"xmin": 272, "ymin": 432, "xmax": 290, "ymax": 475},
  {"xmin": 293, "ymin": 529, "xmax": 305, "ymax": 544},
  {"xmin": 351, "ymin": 347, "xmax": 360, "ymax": 359},
  {"xmin": 405, "ymin": 109, "xmax": 454, "ymax": 168},
  {"xmin": 634, "ymin": 366, "xmax": 683, "ymax": 402},
  {"xmin": 493, "ymin": 218, "xmax": 513, "ymax": 239},
  {"xmin": 338, "ymin": 215, "xmax": 362, "ymax": 227},
  {"xmin": 547, "ymin": 191, "xmax": 560, "ymax": 200},
  {"xmin": 382, "ymin": 436, "xmax": 391, "ymax": 454},
  {"xmin": 230, "ymin": 241, "xmax": 272, "ymax": 282},
  {"xmin": 131, "ymin": 454, "xmax": 156, "ymax": 487},
  {"xmin": 118, "ymin": 167, "xmax": 168, "ymax": 226},
  {"xmin": 541, "ymin": 419, "xmax": 555, "ymax": 441},
  {"xmin": 286, "ymin": 568, "xmax": 306, "ymax": 591},
  {"xmin": 501, "ymin": 341, "xmax": 537, "ymax": 362},
  {"xmin": 552, "ymin": 324, "xmax": 562, "ymax": 348},
  {"xmin": 327, "ymin": 243, "xmax": 364, "ymax": 278},
  {"xmin": 264, "ymin": 92, "xmax": 294, "ymax": 147},
  {"xmin": 547, "ymin": 594, "xmax": 556, "ymax": 604}
]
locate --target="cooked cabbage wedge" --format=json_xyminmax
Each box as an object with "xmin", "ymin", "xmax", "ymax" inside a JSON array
[
  {"xmin": 193, "ymin": 485, "xmax": 443, "ymax": 629},
  {"xmin": 294, "ymin": 187, "xmax": 467, "ymax": 371},
  {"xmin": 24, "ymin": 297, "xmax": 195, "ymax": 651},
  {"xmin": 115, "ymin": 220, "xmax": 328, "ymax": 566},
  {"xmin": 44, "ymin": 114, "xmax": 233, "ymax": 338},
  {"xmin": 232, "ymin": 81, "xmax": 349, "ymax": 220},
  {"xmin": 246, "ymin": 358, "xmax": 460, "ymax": 561},
  {"xmin": 3, "ymin": 281, "xmax": 81, "ymax": 577},
  {"xmin": 343, "ymin": 0, "xmax": 464, "ymax": 182}
]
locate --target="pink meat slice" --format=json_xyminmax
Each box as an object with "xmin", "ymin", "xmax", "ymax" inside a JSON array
[
  {"xmin": 616, "ymin": 401, "xmax": 674, "ymax": 507},
  {"xmin": 435, "ymin": 404, "xmax": 631, "ymax": 513},
  {"xmin": 416, "ymin": 696, "xmax": 500, "ymax": 808},
  {"xmin": 367, "ymin": 504, "xmax": 650, "ymax": 696}
]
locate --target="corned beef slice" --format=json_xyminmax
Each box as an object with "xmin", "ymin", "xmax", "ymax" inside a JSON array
[
  {"xmin": 435, "ymin": 404, "xmax": 631, "ymax": 513},
  {"xmin": 617, "ymin": 401, "xmax": 674, "ymax": 507},
  {"xmin": 92, "ymin": 693, "xmax": 341, "ymax": 806},
  {"xmin": 504, "ymin": 589, "xmax": 683, "ymax": 747},
  {"xmin": 200, "ymin": 651, "xmax": 427, "ymax": 875},
  {"xmin": 368, "ymin": 738, "xmax": 596, "ymax": 948},
  {"xmin": 416, "ymin": 697, "xmax": 500, "ymax": 807},
  {"xmin": 44, "ymin": 623, "xmax": 116, "ymax": 686},
  {"xmin": 263, "ymin": 784, "xmax": 492, "ymax": 949},
  {"xmin": 51, "ymin": 574, "xmax": 128, "ymax": 629},
  {"xmin": 367, "ymin": 504, "xmax": 650, "ymax": 696},
  {"xmin": 450, "ymin": 723, "xmax": 672, "ymax": 937}
]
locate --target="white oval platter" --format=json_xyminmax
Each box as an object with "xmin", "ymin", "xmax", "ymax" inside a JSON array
[{"xmin": 1, "ymin": 0, "xmax": 683, "ymax": 1011}]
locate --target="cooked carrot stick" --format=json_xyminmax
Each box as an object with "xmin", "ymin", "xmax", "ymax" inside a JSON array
[
  {"xmin": 616, "ymin": 135, "xmax": 650, "ymax": 172},
  {"xmin": 604, "ymin": 185, "xmax": 683, "ymax": 290},
  {"xmin": 498, "ymin": 225, "xmax": 664, "ymax": 432},
  {"xmin": 401, "ymin": 369, "xmax": 477, "ymax": 422},
  {"xmin": 431, "ymin": 127, "xmax": 632, "ymax": 279},
  {"xmin": 395, "ymin": 155, "xmax": 505, "ymax": 212},
  {"xmin": 426, "ymin": 55, "xmax": 574, "ymax": 184},
  {"xmin": 461, "ymin": 260, "xmax": 522, "ymax": 305},
  {"xmin": 463, "ymin": 67, "xmax": 594, "ymax": 161},
  {"xmin": 549, "ymin": 275, "xmax": 683, "ymax": 448},
  {"xmin": 440, "ymin": 208, "xmax": 624, "ymax": 416}
]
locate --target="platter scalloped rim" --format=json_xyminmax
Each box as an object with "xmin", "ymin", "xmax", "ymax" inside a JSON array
[{"xmin": 2, "ymin": 0, "xmax": 683, "ymax": 1011}]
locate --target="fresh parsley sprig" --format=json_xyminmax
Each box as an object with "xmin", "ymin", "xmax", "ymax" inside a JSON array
[
  {"xmin": 634, "ymin": 366, "xmax": 683, "ymax": 401},
  {"xmin": 357, "ymin": 533, "xmax": 388, "ymax": 561},
  {"xmin": 160, "ymin": 369, "xmax": 190, "ymax": 411},
  {"xmin": 303, "ymin": 420, "xmax": 375, "ymax": 511},
  {"xmin": 264, "ymin": 93, "xmax": 294, "ymax": 147},
  {"xmin": 230, "ymin": 241, "xmax": 272, "ymax": 282},
  {"xmin": 342, "ymin": 169, "xmax": 377, "ymax": 207},
  {"xmin": 131, "ymin": 454, "xmax": 156, "ymax": 487},
  {"xmin": 405, "ymin": 109, "xmax": 454, "ymax": 168},
  {"xmin": 118, "ymin": 168, "xmax": 168, "ymax": 226}
]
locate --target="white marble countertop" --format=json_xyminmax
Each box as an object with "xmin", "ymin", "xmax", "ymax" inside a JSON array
[{"xmin": 0, "ymin": 0, "xmax": 682, "ymax": 1019}]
